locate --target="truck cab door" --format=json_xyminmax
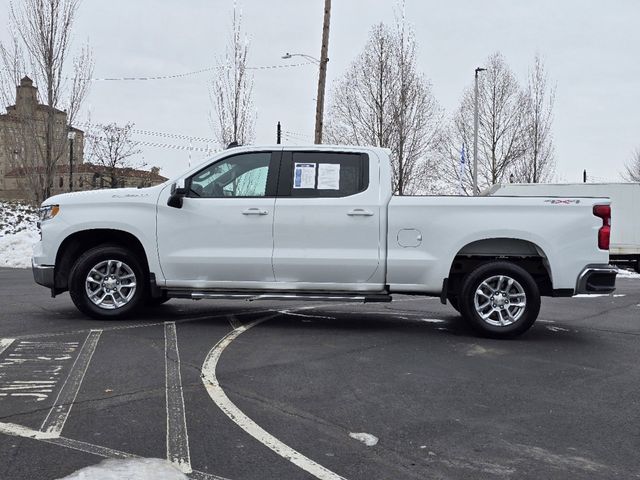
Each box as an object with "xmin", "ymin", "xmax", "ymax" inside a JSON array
[
  {"xmin": 156, "ymin": 150, "xmax": 280, "ymax": 289},
  {"xmin": 272, "ymin": 150, "xmax": 384, "ymax": 290}
]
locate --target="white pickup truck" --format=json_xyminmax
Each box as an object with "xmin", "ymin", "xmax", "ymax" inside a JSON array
[{"xmin": 32, "ymin": 145, "xmax": 617, "ymax": 337}]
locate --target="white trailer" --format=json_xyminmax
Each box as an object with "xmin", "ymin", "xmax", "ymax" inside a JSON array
[{"xmin": 488, "ymin": 183, "xmax": 640, "ymax": 272}]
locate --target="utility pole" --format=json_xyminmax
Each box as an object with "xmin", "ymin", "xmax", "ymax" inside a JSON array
[
  {"xmin": 583, "ymin": 169, "xmax": 587, "ymax": 183},
  {"xmin": 473, "ymin": 67, "xmax": 486, "ymax": 196},
  {"xmin": 277, "ymin": 121, "xmax": 282, "ymax": 144},
  {"xmin": 314, "ymin": 0, "xmax": 331, "ymax": 144}
]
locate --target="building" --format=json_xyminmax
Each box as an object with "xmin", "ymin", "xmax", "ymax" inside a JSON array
[
  {"xmin": 3, "ymin": 164, "xmax": 166, "ymax": 196},
  {"xmin": 0, "ymin": 77, "xmax": 166, "ymax": 202}
]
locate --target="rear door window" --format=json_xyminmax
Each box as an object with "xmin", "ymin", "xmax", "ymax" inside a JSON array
[{"xmin": 277, "ymin": 151, "xmax": 369, "ymax": 197}]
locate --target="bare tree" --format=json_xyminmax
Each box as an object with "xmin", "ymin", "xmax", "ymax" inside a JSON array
[
  {"xmin": 210, "ymin": 4, "xmax": 255, "ymax": 147},
  {"xmin": 0, "ymin": 0, "xmax": 93, "ymax": 203},
  {"xmin": 621, "ymin": 148, "xmax": 640, "ymax": 182},
  {"xmin": 325, "ymin": 15, "xmax": 443, "ymax": 195},
  {"xmin": 439, "ymin": 52, "xmax": 528, "ymax": 194},
  {"xmin": 86, "ymin": 123, "xmax": 143, "ymax": 188},
  {"xmin": 512, "ymin": 54, "xmax": 555, "ymax": 183}
]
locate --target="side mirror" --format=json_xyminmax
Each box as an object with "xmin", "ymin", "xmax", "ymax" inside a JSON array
[{"xmin": 167, "ymin": 180, "xmax": 188, "ymax": 209}]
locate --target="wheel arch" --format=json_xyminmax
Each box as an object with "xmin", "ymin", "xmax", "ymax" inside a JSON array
[
  {"xmin": 446, "ymin": 237, "xmax": 553, "ymax": 298},
  {"xmin": 54, "ymin": 229, "xmax": 150, "ymax": 294}
]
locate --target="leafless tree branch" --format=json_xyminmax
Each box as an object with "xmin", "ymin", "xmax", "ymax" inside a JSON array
[
  {"xmin": 621, "ymin": 148, "xmax": 640, "ymax": 182},
  {"xmin": 210, "ymin": 4, "xmax": 255, "ymax": 148},
  {"xmin": 325, "ymin": 14, "xmax": 443, "ymax": 195},
  {"xmin": 85, "ymin": 122, "xmax": 144, "ymax": 188},
  {"xmin": 0, "ymin": 0, "xmax": 92, "ymax": 203},
  {"xmin": 439, "ymin": 52, "xmax": 530, "ymax": 194}
]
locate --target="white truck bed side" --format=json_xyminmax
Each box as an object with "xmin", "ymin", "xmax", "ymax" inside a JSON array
[{"xmin": 386, "ymin": 195, "xmax": 610, "ymax": 294}]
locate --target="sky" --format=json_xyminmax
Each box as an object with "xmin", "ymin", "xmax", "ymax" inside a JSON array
[{"xmin": 0, "ymin": 0, "xmax": 638, "ymax": 182}]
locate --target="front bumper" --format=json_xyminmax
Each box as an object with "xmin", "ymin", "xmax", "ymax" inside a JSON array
[
  {"xmin": 576, "ymin": 264, "xmax": 617, "ymax": 294},
  {"xmin": 32, "ymin": 261, "xmax": 55, "ymax": 289}
]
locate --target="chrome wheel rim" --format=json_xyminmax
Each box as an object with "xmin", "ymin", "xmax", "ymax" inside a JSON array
[
  {"xmin": 85, "ymin": 259, "xmax": 137, "ymax": 310},
  {"xmin": 474, "ymin": 275, "xmax": 526, "ymax": 327}
]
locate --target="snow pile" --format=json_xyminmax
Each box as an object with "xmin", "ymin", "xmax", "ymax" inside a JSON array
[
  {"xmin": 349, "ymin": 432, "xmax": 379, "ymax": 446},
  {"xmin": 616, "ymin": 268, "xmax": 640, "ymax": 279},
  {"xmin": 0, "ymin": 201, "xmax": 38, "ymax": 235},
  {"xmin": 57, "ymin": 458, "xmax": 188, "ymax": 480},
  {"xmin": 0, "ymin": 201, "xmax": 39, "ymax": 268}
]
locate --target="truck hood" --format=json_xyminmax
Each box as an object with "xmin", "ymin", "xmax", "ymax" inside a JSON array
[{"xmin": 42, "ymin": 184, "xmax": 168, "ymax": 207}]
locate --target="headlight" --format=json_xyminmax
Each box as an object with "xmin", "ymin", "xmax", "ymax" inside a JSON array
[{"xmin": 39, "ymin": 204, "xmax": 60, "ymax": 222}]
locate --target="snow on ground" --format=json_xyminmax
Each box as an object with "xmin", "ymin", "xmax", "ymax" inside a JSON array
[
  {"xmin": 57, "ymin": 458, "xmax": 188, "ymax": 480},
  {"xmin": 349, "ymin": 432, "xmax": 379, "ymax": 446},
  {"xmin": 0, "ymin": 201, "xmax": 38, "ymax": 235},
  {"xmin": 0, "ymin": 201, "xmax": 39, "ymax": 268},
  {"xmin": 616, "ymin": 267, "xmax": 640, "ymax": 279}
]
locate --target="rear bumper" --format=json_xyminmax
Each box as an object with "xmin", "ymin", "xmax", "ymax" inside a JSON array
[
  {"xmin": 576, "ymin": 264, "xmax": 617, "ymax": 294},
  {"xmin": 32, "ymin": 261, "xmax": 55, "ymax": 289}
]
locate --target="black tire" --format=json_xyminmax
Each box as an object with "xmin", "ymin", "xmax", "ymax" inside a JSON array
[
  {"xmin": 459, "ymin": 261, "xmax": 540, "ymax": 338},
  {"xmin": 69, "ymin": 244, "xmax": 147, "ymax": 319}
]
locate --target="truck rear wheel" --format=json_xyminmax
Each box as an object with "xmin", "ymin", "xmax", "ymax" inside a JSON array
[
  {"xmin": 69, "ymin": 245, "xmax": 147, "ymax": 319},
  {"xmin": 459, "ymin": 261, "xmax": 540, "ymax": 338}
]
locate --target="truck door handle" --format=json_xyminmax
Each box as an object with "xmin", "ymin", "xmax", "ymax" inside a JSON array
[
  {"xmin": 242, "ymin": 208, "xmax": 269, "ymax": 216},
  {"xmin": 347, "ymin": 208, "xmax": 374, "ymax": 216}
]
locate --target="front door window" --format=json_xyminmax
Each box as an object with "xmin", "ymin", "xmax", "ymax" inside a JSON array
[{"xmin": 189, "ymin": 152, "xmax": 271, "ymax": 198}]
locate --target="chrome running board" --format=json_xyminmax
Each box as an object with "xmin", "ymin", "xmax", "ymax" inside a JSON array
[{"xmin": 183, "ymin": 292, "xmax": 391, "ymax": 303}]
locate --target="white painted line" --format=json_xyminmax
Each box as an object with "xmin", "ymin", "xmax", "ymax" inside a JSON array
[
  {"xmin": 201, "ymin": 312, "xmax": 347, "ymax": 480},
  {"xmin": 419, "ymin": 318, "xmax": 445, "ymax": 324},
  {"xmin": 47, "ymin": 435, "xmax": 135, "ymax": 459},
  {"xmin": 546, "ymin": 326, "xmax": 570, "ymax": 332},
  {"xmin": 11, "ymin": 308, "xmax": 281, "ymax": 341},
  {"xmin": 1, "ymin": 341, "xmax": 80, "ymax": 402},
  {"xmin": 277, "ymin": 310, "xmax": 336, "ymax": 320},
  {"xmin": 40, "ymin": 330, "xmax": 102, "ymax": 436},
  {"xmin": 574, "ymin": 294, "xmax": 626, "ymax": 298},
  {"xmin": 0, "ymin": 338, "xmax": 15, "ymax": 355},
  {"xmin": 164, "ymin": 322, "xmax": 192, "ymax": 474},
  {"xmin": 0, "ymin": 421, "xmax": 226, "ymax": 479},
  {"xmin": 0, "ymin": 421, "xmax": 57, "ymax": 439}
]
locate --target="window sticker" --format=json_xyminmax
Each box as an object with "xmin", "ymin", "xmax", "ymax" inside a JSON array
[
  {"xmin": 317, "ymin": 163, "xmax": 340, "ymax": 190},
  {"xmin": 293, "ymin": 162, "xmax": 316, "ymax": 189}
]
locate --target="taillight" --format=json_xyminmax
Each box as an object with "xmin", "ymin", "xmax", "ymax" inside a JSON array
[{"xmin": 593, "ymin": 204, "xmax": 611, "ymax": 250}]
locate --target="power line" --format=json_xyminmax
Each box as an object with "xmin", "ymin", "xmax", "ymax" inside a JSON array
[
  {"xmin": 85, "ymin": 61, "xmax": 315, "ymax": 82},
  {"xmin": 78, "ymin": 122, "xmax": 216, "ymax": 143},
  {"xmin": 282, "ymin": 129, "xmax": 313, "ymax": 140},
  {"xmin": 85, "ymin": 133, "xmax": 218, "ymax": 153},
  {"xmin": 282, "ymin": 132, "xmax": 312, "ymax": 144}
]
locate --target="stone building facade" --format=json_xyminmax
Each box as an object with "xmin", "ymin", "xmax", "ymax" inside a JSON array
[{"xmin": 0, "ymin": 77, "xmax": 166, "ymax": 202}]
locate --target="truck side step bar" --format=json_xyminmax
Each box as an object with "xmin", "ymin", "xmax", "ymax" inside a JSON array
[{"xmin": 166, "ymin": 290, "xmax": 392, "ymax": 303}]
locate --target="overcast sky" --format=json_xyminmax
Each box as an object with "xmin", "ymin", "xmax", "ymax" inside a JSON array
[{"xmin": 1, "ymin": 0, "xmax": 638, "ymax": 182}]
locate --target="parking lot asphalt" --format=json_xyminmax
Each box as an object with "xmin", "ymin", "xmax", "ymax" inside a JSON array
[{"xmin": 0, "ymin": 267, "xmax": 639, "ymax": 480}]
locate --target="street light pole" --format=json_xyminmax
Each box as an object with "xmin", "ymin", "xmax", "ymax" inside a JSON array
[
  {"xmin": 282, "ymin": 52, "xmax": 320, "ymax": 64},
  {"xmin": 473, "ymin": 67, "xmax": 486, "ymax": 196},
  {"xmin": 67, "ymin": 130, "xmax": 76, "ymax": 192},
  {"xmin": 314, "ymin": 0, "xmax": 331, "ymax": 144}
]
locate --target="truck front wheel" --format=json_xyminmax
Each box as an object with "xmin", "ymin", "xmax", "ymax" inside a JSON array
[
  {"xmin": 459, "ymin": 261, "xmax": 540, "ymax": 338},
  {"xmin": 69, "ymin": 245, "xmax": 147, "ymax": 319}
]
